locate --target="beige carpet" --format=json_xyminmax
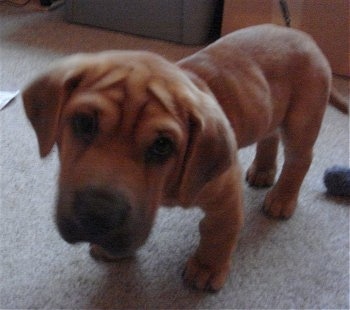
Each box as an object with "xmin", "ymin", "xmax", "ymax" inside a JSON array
[{"xmin": 1, "ymin": 3, "xmax": 349, "ymax": 309}]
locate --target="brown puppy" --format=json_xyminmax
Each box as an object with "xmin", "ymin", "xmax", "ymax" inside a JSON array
[{"xmin": 22, "ymin": 24, "xmax": 346, "ymax": 292}]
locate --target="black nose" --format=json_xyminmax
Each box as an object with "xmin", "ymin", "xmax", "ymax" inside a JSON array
[{"xmin": 72, "ymin": 188, "xmax": 130, "ymax": 239}]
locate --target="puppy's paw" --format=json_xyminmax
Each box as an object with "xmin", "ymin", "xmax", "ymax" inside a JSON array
[
  {"xmin": 263, "ymin": 189, "xmax": 297, "ymax": 219},
  {"xmin": 246, "ymin": 164, "xmax": 276, "ymax": 188},
  {"xmin": 182, "ymin": 256, "xmax": 230, "ymax": 292}
]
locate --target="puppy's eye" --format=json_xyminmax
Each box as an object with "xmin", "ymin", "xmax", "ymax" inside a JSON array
[
  {"xmin": 71, "ymin": 113, "xmax": 98, "ymax": 144},
  {"xmin": 145, "ymin": 136, "xmax": 175, "ymax": 164}
]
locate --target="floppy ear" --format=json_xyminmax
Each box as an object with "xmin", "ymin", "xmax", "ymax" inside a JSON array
[
  {"xmin": 22, "ymin": 66, "xmax": 85, "ymax": 158},
  {"xmin": 176, "ymin": 85, "xmax": 237, "ymax": 204}
]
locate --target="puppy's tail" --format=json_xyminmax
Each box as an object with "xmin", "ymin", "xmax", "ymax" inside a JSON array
[{"xmin": 329, "ymin": 86, "xmax": 349, "ymax": 114}]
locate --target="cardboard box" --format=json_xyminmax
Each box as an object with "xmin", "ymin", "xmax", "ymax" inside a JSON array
[
  {"xmin": 65, "ymin": 0, "xmax": 222, "ymax": 45},
  {"xmin": 221, "ymin": 0, "xmax": 349, "ymax": 77}
]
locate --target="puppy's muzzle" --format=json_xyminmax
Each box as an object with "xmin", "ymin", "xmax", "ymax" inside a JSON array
[{"xmin": 56, "ymin": 188, "xmax": 131, "ymax": 251}]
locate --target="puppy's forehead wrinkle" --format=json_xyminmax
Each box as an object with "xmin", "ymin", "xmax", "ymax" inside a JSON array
[
  {"xmin": 127, "ymin": 99, "xmax": 175, "ymax": 142},
  {"xmin": 147, "ymin": 79, "xmax": 176, "ymax": 114},
  {"xmin": 129, "ymin": 100, "xmax": 148, "ymax": 138},
  {"xmin": 91, "ymin": 66, "xmax": 132, "ymax": 91},
  {"xmin": 125, "ymin": 63, "xmax": 154, "ymax": 103},
  {"xmin": 65, "ymin": 51, "xmax": 210, "ymax": 139}
]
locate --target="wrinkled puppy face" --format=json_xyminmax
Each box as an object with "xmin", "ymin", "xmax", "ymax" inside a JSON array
[
  {"xmin": 57, "ymin": 67, "xmax": 190, "ymax": 256},
  {"xmin": 23, "ymin": 51, "xmax": 235, "ymax": 258}
]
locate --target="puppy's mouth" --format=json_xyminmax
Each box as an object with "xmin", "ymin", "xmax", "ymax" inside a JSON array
[
  {"xmin": 55, "ymin": 187, "xmax": 151, "ymax": 257},
  {"xmin": 56, "ymin": 214, "xmax": 141, "ymax": 257}
]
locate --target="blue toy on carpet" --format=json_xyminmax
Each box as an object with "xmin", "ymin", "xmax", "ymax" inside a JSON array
[{"xmin": 324, "ymin": 166, "xmax": 350, "ymax": 197}]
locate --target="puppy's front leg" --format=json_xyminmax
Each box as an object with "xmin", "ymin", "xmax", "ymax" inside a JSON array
[{"xmin": 182, "ymin": 167, "xmax": 244, "ymax": 292}]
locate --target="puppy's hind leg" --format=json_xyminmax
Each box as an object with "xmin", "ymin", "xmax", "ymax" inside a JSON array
[
  {"xmin": 246, "ymin": 132, "xmax": 280, "ymax": 187},
  {"xmin": 263, "ymin": 85, "xmax": 329, "ymax": 219}
]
